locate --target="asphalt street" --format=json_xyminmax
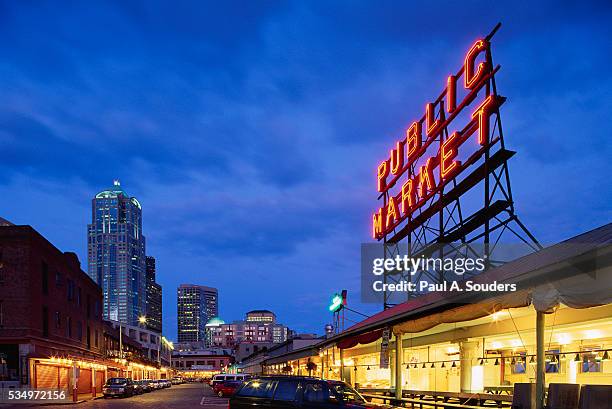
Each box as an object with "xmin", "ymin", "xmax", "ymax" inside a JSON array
[{"xmin": 0, "ymin": 383, "xmax": 227, "ymax": 409}]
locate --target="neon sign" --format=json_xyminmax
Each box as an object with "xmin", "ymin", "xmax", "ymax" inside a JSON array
[
  {"xmin": 329, "ymin": 293, "xmax": 343, "ymax": 312},
  {"xmin": 372, "ymin": 37, "xmax": 505, "ymax": 240}
]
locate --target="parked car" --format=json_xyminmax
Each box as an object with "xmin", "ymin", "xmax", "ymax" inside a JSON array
[
  {"xmin": 146, "ymin": 379, "xmax": 161, "ymax": 390},
  {"xmin": 134, "ymin": 380, "xmax": 151, "ymax": 393},
  {"xmin": 171, "ymin": 377, "xmax": 183, "ymax": 385},
  {"xmin": 102, "ymin": 377, "xmax": 136, "ymax": 398},
  {"xmin": 211, "ymin": 373, "xmax": 250, "ymax": 387},
  {"xmin": 229, "ymin": 376, "xmax": 388, "ymax": 408},
  {"xmin": 132, "ymin": 380, "xmax": 145, "ymax": 395},
  {"xmin": 213, "ymin": 380, "xmax": 243, "ymax": 397}
]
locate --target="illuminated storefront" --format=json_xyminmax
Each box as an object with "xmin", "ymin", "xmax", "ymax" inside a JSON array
[{"xmin": 261, "ymin": 222, "xmax": 612, "ymax": 405}]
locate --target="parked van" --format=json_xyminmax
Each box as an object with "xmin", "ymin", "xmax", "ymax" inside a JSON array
[{"xmin": 211, "ymin": 374, "xmax": 250, "ymax": 386}]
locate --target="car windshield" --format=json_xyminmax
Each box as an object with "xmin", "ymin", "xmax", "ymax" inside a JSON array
[
  {"xmin": 328, "ymin": 383, "xmax": 365, "ymax": 404},
  {"xmin": 107, "ymin": 378, "xmax": 127, "ymax": 385}
]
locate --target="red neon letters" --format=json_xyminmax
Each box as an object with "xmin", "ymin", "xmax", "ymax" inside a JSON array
[
  {"xmin": 446, "ymin": 75, "xmax": 457, "ymax": 113},
  {"xmin": 377, "ymin": 160, "xmax": 389, "ymax": 192},
  {"xmin": 372, "ymin": 37, "xmax": 500, "ymax": 239},
  {"xmin": 464, "ymin": 40, "xmax": 489, "ymax": 89},
  {"xmin": 472, "ymin": 95, "xmax": 498, "ymax": 146},
  {"xmin": 426, "ymin": 102, "xmax": 441, "ymax": 137},
  {"xmin": 390, "ymin": 141, "xmax": 404, "ymax": 175},
  {"xmin": 440, "ymin": 132, "xmax": 461, "ymax": 179},
  {"xmin": 406, "ymin": 121, "xmax": 422, "ymax": 162}
]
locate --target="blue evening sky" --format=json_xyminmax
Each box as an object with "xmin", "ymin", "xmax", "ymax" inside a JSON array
[{"xmin": 0, "ymin": 1, "xmax": 610, "ymax": 340}]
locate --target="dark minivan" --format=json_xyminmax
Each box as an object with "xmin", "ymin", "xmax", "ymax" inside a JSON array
[{"xmin": 229, "ymin": 376, "xmax": 387, "ymax": 408}]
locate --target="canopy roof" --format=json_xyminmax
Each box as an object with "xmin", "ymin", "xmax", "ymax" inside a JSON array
[{"xmin": 322, "ymin": 222, "xmax": 612, "ymax": 347}]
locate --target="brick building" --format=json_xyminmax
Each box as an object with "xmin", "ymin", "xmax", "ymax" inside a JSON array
[{"xmin": 0, "ymin": 224, "xmax": 106, "ymax": 396}]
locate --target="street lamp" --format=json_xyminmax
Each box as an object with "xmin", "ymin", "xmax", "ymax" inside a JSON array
[{"xmin": 138, "ymin": 316, "xmax": 147, "ymax": 325}]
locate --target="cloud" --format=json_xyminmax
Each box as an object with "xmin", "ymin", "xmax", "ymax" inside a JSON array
[{"xmin": 0, "ymin": 1, "xmax": 610, "ymax": 338}]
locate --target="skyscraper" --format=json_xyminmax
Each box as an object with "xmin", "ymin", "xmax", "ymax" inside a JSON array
[
  {"xmin": 145, "ymin": 256, "xmax": 162, "ymax": 333},
  {"xmin": 177, "ymin": 284, "xmax": 218, "ymax": 343},
  {"xmin": 87, "ymin": 180, "xmax": 146, "ymax": 325}
]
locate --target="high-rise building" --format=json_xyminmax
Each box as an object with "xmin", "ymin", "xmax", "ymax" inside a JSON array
[
  {"xmin": 177, "ymin": 284, "xmax": 218, "ymax": 343},
  {"xmin": 145, "ymin": 256, "xmax": 162, "ymax": 333},
  {"xmin": 87, "ymin": 180, "xmax": 146, "ymax": 325}
]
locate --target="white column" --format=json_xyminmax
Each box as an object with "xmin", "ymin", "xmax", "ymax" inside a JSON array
[
  {"xmin": 459, "ymin": 341, "xmax": 480, "ymax": 393},
  {"xmin": 394, "ymin": 333, "xmax": 403, "ymax": 400}
]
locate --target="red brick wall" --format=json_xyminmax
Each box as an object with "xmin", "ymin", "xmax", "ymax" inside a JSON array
[{"xmin": 0, "ymin": 225, "xmax": 104, "ymax": 359}]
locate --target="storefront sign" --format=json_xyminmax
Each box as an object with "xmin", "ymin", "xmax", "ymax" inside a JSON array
[
  {"xmin": 379, "ymin": 327, "xmax": 390, "ymax": 368},
  {"xmin": 372, "ymin": 37, "xmax": 504, "ymax": 240},
  {"xmin": 329, "ymin": 293, "xmax": 343, "ymax": 312}
]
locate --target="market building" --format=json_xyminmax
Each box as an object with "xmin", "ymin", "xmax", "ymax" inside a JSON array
[{"xmin": 259, "ymin": 223, "xmax": 612, "ymax": 406}]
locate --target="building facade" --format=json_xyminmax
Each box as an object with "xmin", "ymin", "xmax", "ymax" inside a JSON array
[
  {"xmin": 0, "ymin": 224, "xmax": 105, "ymax": 391},
  {"xmin": 177, "ymin": 285, "xmax": 218, "ymax": 343},
  {"xmin": 87, "ymin": 180, "xmax": 146, "ymax": 326},
  {"xmin": 106, "ymin": 320, "xmax": 173, "ymax": 367},
  {"xmin": 145, "ymin": 256, "xmax": 162, "ymax": 333},
  {"xmin": 209, "ymin": 310, "xmax": 291, "ymax": 348},
  {"xmin": 171, "ymin": 346, "xmax": 233, "ymax": 378}
]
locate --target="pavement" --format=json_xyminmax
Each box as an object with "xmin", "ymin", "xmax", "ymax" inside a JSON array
[{"xmin": 0, "ymin": 383, "xmax": 228, "ymax": 409}]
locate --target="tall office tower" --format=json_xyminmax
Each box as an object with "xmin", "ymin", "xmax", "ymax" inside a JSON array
[
  {"xmin": 177, "ymin": 284, "xmax": 218, "ymax": 343},
  {"xmin": 145, "ymin": 256, "xmax": 163, "ymax": 333},
  {"xmin": 87, "ymin": 180, "xmax": 146, "ymax": 325}
]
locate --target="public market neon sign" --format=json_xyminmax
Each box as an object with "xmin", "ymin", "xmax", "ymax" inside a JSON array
[{"xmin": 372, "ymin": 38, "xmax": 504, "ymax": 240}]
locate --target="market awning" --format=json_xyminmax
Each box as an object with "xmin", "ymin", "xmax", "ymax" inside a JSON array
[
  {"xmin": 320, "ymin": 222, "xmax": 612, "ymax": 347},
  {"xmin": 263, "ymin": 346, "xmax": 319, "ymax": 366},
  {"xmin": 392, "ymin": 290, "xmax": 531, "ymax": 334},
  {"xmin": 532, "ymin": 256, "xmax": 612, "ymax": 312},
  {"xmin": 337, "ymin": 329, "xmax": 384, "ymax": 349}
]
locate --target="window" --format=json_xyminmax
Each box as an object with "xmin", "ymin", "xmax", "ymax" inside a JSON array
[
  {"xmin": 77, "ymin": 287, "xmax": 82, "ymax": 306},
  {"xmin": 328, "ymin": 383, "xmax": 364, "ymax": 404},
  {"xmin": 545, "ymin": 349, "xmax": 560, "ymax": 374},
  {"xmin": 273, "ymin": 380, "xmax": 299, "ymax": 401},
  {"xmin": 67, "ymin": 280, "xmax": 74, "ymax": 301},
  {"xmin": 581, "ymin": 347, "xmax": 602, "ymax": 373},
  {"xmin": 0, "ymin": 301, "xmax": 3, "ymax": 326},
  {"xmin": 303, "ymin": 382, "xmax": 326, "ymax": 403},
  {"xmin": 66, "ymin": 317, "xmax": 72, "ymax": 338},
  {"xmin": 55, "ymin": 271, "xmax": 62, "ymax": 287},
  {"xmin": 87, "ymin": 325, "xmax": 91, "ymax": 349},
  {"xmin": 42, "ymin": 307, "xmax": 49, "ymax": 337},
  {"xmin": 94, "ymin": 330, "xmax": 99, "ymax": 348},
  {"xmin": 236, "ymin": 380, "xmax": 276, "ymax": 398},
  {"xmin": 511, "ymin": 351, "xmax": 527, "ymax": 374},
  {"xmin": 42, "ymin": 262, "xmax": 48, "ymax": 295},
  {"xmin": 55, "ymin": 311, "xmax": 61, "ymax": 329},
  {"xmin": 76, "ymin": 321, "xmax": 82, "ymax": 341}
]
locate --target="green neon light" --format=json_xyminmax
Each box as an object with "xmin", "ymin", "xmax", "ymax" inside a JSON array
[{"xmin": 329, "ymin": 293, "xmax": 343, "ymax": 312}]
